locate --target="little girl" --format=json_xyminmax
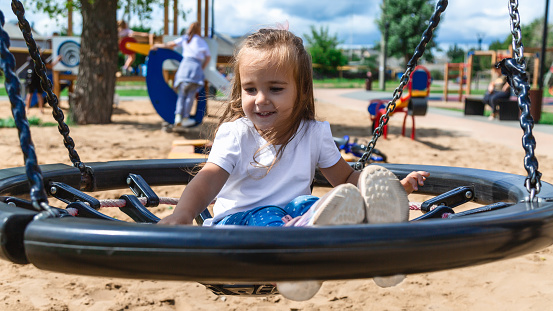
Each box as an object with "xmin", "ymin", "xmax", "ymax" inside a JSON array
[{"xmin": 159, "ymin": 28, "xmax": 429, "ymax": 300}]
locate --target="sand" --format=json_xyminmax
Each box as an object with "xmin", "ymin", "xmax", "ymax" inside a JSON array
[{"xmin": 1, "ymin": 90, "xmax": 553, "ymax": 311}]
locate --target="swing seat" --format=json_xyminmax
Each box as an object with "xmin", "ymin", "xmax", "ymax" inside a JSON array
[{"xmin": 368, "ymin": 66, "xmax": 431, "ymax": 140}]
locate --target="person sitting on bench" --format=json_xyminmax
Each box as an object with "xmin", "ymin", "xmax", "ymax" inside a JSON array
[{"xmin": 483, "ymin": 67, "xmax": 511, "ymax": 120}]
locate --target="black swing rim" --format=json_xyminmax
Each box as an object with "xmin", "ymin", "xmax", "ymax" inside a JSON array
[{"xmin": 1, "ymin": 159, "xmax": 553, "ymax": 282}]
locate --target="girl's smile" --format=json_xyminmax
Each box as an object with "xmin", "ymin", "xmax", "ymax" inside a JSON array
[{"xmin": 239, "ymin": 50, "xmax": 297, "ymax": 133}]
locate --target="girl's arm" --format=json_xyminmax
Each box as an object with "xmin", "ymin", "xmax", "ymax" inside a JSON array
[
  {"xmin": 320, "ymin": 158, "xmax": 360, "ymax": 187},
  {"xmin": 158, "ymin": 162, "xmax": 229, "ymax": 225},
  {"xmin": 151, "ymin": 41, "xmax": 177, "ymax": 50}
]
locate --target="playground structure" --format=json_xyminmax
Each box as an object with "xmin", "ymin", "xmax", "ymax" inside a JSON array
[
  {"xmin": 4, "ymin": 0, "xmax": 553, "ymax": 301},
  {"xmin": 16, "ymin": 0, "xmax": 231, "ymax": 128},
  {"xmin": 443, "ymin": 50, "xmax": 540, "ymax": 102},
  {"xmin": 367, "ymin": 65, "xmax": 431, "ymax": 140}
]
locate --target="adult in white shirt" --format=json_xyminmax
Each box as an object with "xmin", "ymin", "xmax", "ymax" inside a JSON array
[{"xmin": 152, "ymin": 22, "xmax": 211, "ymax": 127}]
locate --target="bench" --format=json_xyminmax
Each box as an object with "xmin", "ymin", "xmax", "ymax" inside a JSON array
[{"xmin": 464, "ymin": 96, "xmax": 519, "ymax": 121}]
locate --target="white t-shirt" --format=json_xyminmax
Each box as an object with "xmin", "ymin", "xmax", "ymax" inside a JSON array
[
  {"xmin": 118, "ymin": 28, "xmax": 133, "ymax": 38},
  {"xmin": 173, "ymin": 34, "xmax": 211, "ymax": 62},
  {"xmin": 206, "ymin": 118, "xmax": 342, "ymax": 224}
]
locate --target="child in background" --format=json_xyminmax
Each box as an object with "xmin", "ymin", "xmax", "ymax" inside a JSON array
[
  {"xmin": 117, "ymin": 20, "xmax": 151, "ymax": 75},
  {"xmin": 151, "ymin": 22, "xmax": 211, "ymax": 128},
  {"xmin": 159, "ymin": 27, "xmax": 429, "ymax": 300},
  {"xmin": 25, "ymin": 51, "xmax": 62, "ymax": 114}
]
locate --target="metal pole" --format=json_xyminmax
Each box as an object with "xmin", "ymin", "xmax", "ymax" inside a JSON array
[
  {"xmin": 211, "ymin": 0, "xmax": 215, "ymax": 38},
  {"xmin": 378, "ymin": 0, "xmax": 387, "ymax": 91},
  {"xmin": 539, "ymin": 0, "xmax": 550, "ymax": 92}
]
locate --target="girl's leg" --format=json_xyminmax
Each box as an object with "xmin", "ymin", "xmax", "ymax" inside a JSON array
[
  {"xmin": 489, "ymin": 92, "xmax": 510, "ymax": 119},
  {"xmin": 276, "ymin": 184, "xmax": 365, "ymax": 301},
  {"xmin": 282, "ymin": 195, "xmax": 319, "ymax": 218},
  {"xmin": 25, "ymin": 92, "xmax": 32, "ymax": 113},
  {"xmin": 357, "ymin": 165, "xmax": 409, "ymax": 288},
  {"xmin": 216, "ymin": 206, "xmax": 288, "ymax": 227},
  {"xmin": 123, "ymin": 54, "xmax": 135, "ymax": 72},
  {"xmin": 174, "ymin": 83, "xmax": 186, "ymax": 125},
  {"xmin": 489, "ymin": 93, "xmax": 501, "ymax": 115},
  {"xmin": 37, "ymin": 93, "xmax": 44, "ymax": 113},
  {"xmin": 182, "ymin": 83, "xmax": 201, "ymax": 118}
]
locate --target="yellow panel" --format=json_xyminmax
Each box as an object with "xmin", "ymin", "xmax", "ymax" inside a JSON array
[{"xmin": 126, "ymin": 42, "xmax": 152, "ymax": 55}]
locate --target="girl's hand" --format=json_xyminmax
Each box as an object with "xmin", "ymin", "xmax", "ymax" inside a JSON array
[
  {"xmin": 400, "ymin": 171, "xmax": 430, "ymax": 194},
  {"xmin": 158, "ymin": 209, "xmax": 195, "ymax": 225}
]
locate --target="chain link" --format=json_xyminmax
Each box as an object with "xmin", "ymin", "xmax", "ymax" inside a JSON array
[
  {"xmin": 508, "ymin": 0, "xmax": 525, "ymax": 68},
  {"xmin": 502, "ymin": 0, "xmax": 541, "ymax": 201},
  {"xmin": 355, "ymin": 0, "xmax": 448, "ymax": 170},
  {"xmin": 0, "ymin": 9, "xmax": 52, "ymax": 212}
]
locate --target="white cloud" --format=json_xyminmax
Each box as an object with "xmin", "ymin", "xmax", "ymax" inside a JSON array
[{"xmin": 1, "ymin": 0, "xmax": 551, "ymax": 50}]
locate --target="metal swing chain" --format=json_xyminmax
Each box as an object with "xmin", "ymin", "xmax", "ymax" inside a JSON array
[
  {"xmin": 354, "ymin": 0, "xmax": 448, "ymax": 170},
  {"xmin": 508, "ymin": 0, "xmax": 525, "ymax": 69},
  {"xmin": 0, "ymin": 10, "xmax": 59, "ymax": 215},
  {"xmin": 11, "ymin": 0, "xmax": 95, "ymax": 191},
  {"xmin": 502, "ymin": 0, "xmax": 542, "ymax": 200}
]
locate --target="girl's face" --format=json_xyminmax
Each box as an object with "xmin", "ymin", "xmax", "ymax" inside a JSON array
[{"xmin": 239, "ymin": 49, "xmax": 297, "ymax": 134}]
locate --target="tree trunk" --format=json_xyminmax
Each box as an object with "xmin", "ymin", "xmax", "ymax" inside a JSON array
[{"xmin": 70, "ymin": 0, "xmax": 118, "ymax": 124}]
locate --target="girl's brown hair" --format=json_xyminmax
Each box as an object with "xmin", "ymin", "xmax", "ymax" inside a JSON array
[
  {"xmin": 117, "ymin": 20, "xmax": 127, "ymax": 30},
  {"xmin": 186, "ymin": 22, "xmax": 202, "ymax": 43},
  {"xmin": 217, "ymin": 28, "xmax": 316, "ymax": 172}
]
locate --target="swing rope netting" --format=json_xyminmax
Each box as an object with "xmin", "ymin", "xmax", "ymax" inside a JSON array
[{"xmin": 0, "ymin": 0, "xmax": 543, "ymax": 218}]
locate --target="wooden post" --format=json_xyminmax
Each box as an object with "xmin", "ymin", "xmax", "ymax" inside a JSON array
[
  {"xmin": 197, "ymin": 0, "xmax": 202, "ymax": 24},
  {"xmin": 53, "ymin": 70, "xmax": 61, "ymax": 99},
  {"xmin": 173, "ymin": 0, "xmax": 179, "ymax": 35},
  {"xmin": 164, "ymin": 0, "xmax": 169, "ymax": 35},
  {"xmin": 533, "ymin": 56, "xmax": 540, "ymax": 89},
  {"xmin": 465, "ymin": 54, "xmax": 473, "ymax": 96},
  {"xmin": 458, "ymin": 63, "xmax": 464, "ymax": 100},
  {"xmin": 444, "ymin": 63, "xmax": 449, "ymax": 102},
  {"xmin": 204, "ymin": 0, "xmax": 209, "ymax": 37}
]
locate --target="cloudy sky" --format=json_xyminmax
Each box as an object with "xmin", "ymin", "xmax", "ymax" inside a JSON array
[{"xmin": 1, "ymin": 0, "xmax": 552, "ymax": 52}]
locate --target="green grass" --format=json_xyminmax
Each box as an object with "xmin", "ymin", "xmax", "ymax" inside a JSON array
[
  {"xmin": 0, "ymin": 116, "xmax": 57, "ymax": 128},
  {"xmin": 116, "ymin": 89, "xmax": 148, "ymax": 97},
  {"xmin": 0, "ymin": 87, "xmax": 150, "ymax": 97},
  {"xmin": 539, "ymin": 111, "xmax": 553, "ymax": 124}
]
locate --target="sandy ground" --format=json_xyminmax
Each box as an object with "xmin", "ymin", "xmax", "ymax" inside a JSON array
[{"xmin": 1, "ymin": 90, "xmax": 553, "ymax": 311}]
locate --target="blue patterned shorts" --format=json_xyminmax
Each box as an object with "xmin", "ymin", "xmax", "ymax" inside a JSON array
[{"xmin": 215, "ymin": 195, "xmax": 319, "ymax": 227}]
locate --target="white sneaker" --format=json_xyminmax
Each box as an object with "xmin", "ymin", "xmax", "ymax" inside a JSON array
[
  {"xmin": 180, "ymin": 118, "xmax": 196, "ymax": 128},
  {"xmin": 358, "ymin": 165, "xmax": 409, "ymax": 287},
  {"xmin": 276, "ymin": 281, "xmax": 324, "ymax": 301},
  {"xmin": 174, "ymin": 114, "xmax": 182, "ymax": 126},
  {"xmin": 294, "ymin": 183, "xmax": 365, "ymax": 227},
  {"xmin": 277, "ymin": 184, "xmax": 365, "ymax": 301}
]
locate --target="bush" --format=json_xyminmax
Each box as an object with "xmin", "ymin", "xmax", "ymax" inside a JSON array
[{"xmin": 430, "ymin": 69, "xmax": 444, "ymax": 80}]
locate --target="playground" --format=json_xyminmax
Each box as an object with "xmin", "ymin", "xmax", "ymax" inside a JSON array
[
  {"xmin": 5, "ymin": 0, "xmax": 553, "ymax": 309},
  {"xmin": 1, "ymin": 90, "xmax": 553, "ymax": 310}
]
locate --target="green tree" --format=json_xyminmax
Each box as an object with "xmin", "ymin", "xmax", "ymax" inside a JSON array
[
  {"xmin": 376, "ymin": 0, "xmax": 438, "ymax": 65},
  {"xmin": 488, "ymin": 39, "xmax": 509, "ymax": 51},
  {"xmin": 303, "ymin": 25, "xmax": 347, "ymax": 76},
  {"xmin": 446, "ymin": 44, "xmax": 465, "ymax": 63},
  {"xmin": 487, "ymin": 17, "xmax": 553, "ymax": 86},
  {"xmin": 22, "ymin": 0, "xmax": 160, "ymax": 124}
]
